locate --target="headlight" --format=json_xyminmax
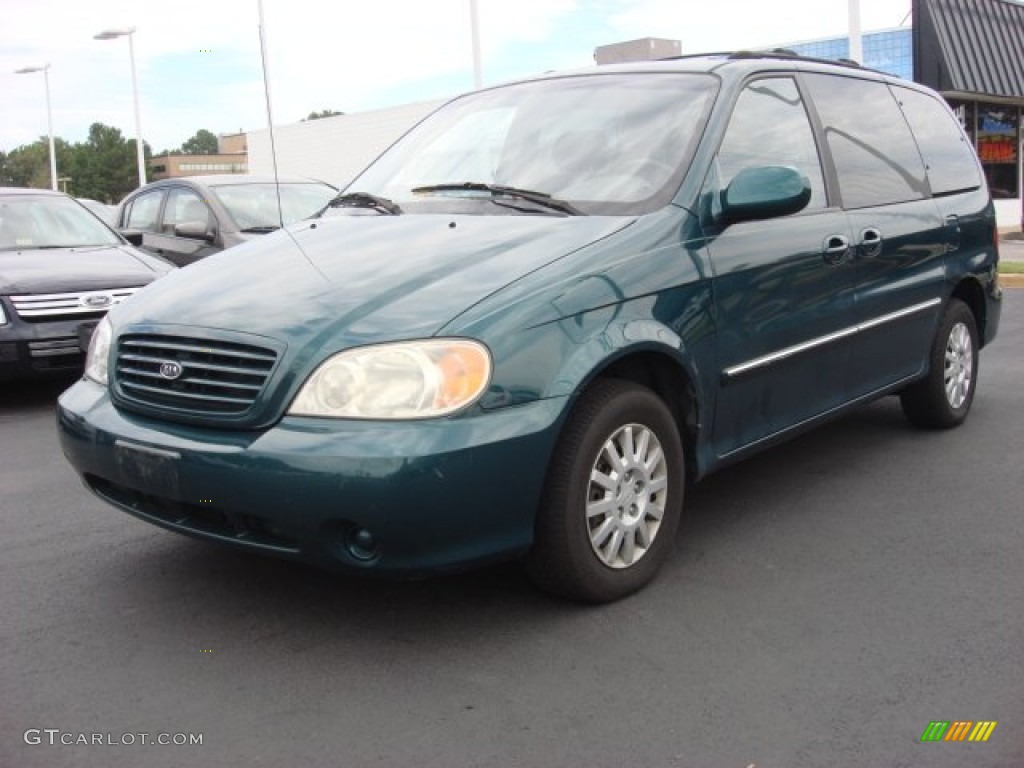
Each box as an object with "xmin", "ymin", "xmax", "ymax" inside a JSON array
[
  {"xmin": 84, "ymin": 317, "xmax": 112, "ymax": 386},
  {"xmin": 288, "ymin": 339, "xmax": 491, "ymax": 419}
]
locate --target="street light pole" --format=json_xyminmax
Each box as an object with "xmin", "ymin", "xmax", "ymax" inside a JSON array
[
  {"xmin": 469, "ymin": 0, "xmax": 483, "ymax": 89},
  {"xmin": 14, "ymin": 63, "xmax": 58, "ymax": 191},
  {"xmin": 94, "ymin": 26, "xmax": 146, "ymax": 188},
  {"xmin": 848, "ymin": 0, "xmax": 864, "ymax": 64}
]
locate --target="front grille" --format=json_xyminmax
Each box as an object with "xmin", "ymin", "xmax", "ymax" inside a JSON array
[
  {"xmin": 11, "ymin": 287, "xmax": 141, "ymax": 321},
  {"xmin": 29, "ymin": 335, "xmax": 80, "ymax": 359},
  {"xmin": 115, "ymin": 334, "xmax": 278, "ymax": 416}
]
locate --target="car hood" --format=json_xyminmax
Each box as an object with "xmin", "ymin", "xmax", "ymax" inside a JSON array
[
  {"xmin": 0, "ymin": 244, "xmax": 171, "ymax": 294},
  {"xmin": 113, "ymin": 213, "xmax": 635, "ymax": 347}
]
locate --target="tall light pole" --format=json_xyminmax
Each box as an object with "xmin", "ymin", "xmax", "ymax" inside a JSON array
[
  {"xmin": 848, "ymin": 0, "xmax": 864, "ymax": 64},
  {"xmin": 469, "ymin": 0, "xmax": 483, "ymax": 89},
  {"xmin": 94, "ymin": 26, "xmax": 146, "ymax": 188},
  {"xmin": 14, "ymin": 63, "xmax": 57, "ymax": 191}
]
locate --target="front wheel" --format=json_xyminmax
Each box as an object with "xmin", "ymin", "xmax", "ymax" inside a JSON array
[
  {"xmin": 528, "ymin": 379, "xmax": 684, "ymax": 603},
  {"xmin": 900, "ymin": 298, "xmax": 979, "ymax": 429}
]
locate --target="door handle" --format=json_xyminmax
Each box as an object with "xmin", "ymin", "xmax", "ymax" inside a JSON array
[
  {"xmin": 822, "ymin": 234, "xmax": 852, "ymax": 265},
  {"xmin": 858, "ymin": 227, "xmax": 883, "ymax": 258}
]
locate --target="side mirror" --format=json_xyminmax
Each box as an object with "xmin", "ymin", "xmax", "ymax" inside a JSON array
[
  {"xmin": 118, "ymin": 229, "xmax": 144, "ymax": 247},
  {"xmin": 174, "ymin": 221, "xmax": 216, "ymax": 243},
  {"xmin": 720, "ymin": 166, "xmax": 811, "ymax": 225}
]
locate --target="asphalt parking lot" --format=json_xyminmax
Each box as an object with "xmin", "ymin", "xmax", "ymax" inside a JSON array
[{"xmin": 1, "ymin": 291, "xmax": 1022, "ymax": 768}]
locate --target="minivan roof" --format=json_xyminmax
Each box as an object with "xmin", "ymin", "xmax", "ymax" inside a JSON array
[{"xmin": 521, "ymin": 51, "xmax": 912, "ymax": 87}]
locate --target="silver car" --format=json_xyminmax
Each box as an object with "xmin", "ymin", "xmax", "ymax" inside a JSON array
[{"xmin": 115, "ymin": 174, "xmax": 337, "ymax": 266}]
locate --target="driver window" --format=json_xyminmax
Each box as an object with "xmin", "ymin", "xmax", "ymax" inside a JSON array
[
  {"xmin": 162, "ymin": 188, "xmax": 212, "ymax": 236},
  {"xmin": 717, "ymin": 78, "xmax": 827, "ymax": 210},
  {"xmin": 125, "ymin": 190, "xmax": 163, "ymax": 231}
]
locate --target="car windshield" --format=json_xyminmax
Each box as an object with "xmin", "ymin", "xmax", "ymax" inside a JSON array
[
  {"xmin": 348, "ymin": 73, "xmax": 719, "ymax": 215},
  {"xmin": 0, "ymin": 194, "xmax": 121, "ymax": 251},
  {"xmin": 212, "ymin": 183, "xmax": 337, "ymax": 230}
]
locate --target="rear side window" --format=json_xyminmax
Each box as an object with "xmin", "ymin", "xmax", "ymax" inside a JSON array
[
  {"xmin": 804, "ymin": 74, "xmax": 928, "ymax": 209},
  {"xmin": 891, "ymin": 86, "xmax": 982, "ymax": 195}
]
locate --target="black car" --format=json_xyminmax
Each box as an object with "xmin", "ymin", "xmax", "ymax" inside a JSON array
[
  {"xmin": 115, "ymin": 175, "xmax": 337, "ymax": 266},
  {"xmin": 0, "ymin": 188, "xmax": 174, "ymax": 381}
]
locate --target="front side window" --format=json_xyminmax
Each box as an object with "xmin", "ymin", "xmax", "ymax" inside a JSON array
[
  {"xmin": 162, "ymin": 188, "xmax": 213, "ymax": 235},
  {"xmin": 349, "ymin": 73, "xmax": 720, "ymax": 215},
  {"xmin": 714, "ymin": 77, "xmax": 827, "ymax": 210},
  {"xmin": 125, "ymin": 190, "xmax": 164, "ymax": 231},
  {"xmin": 804, "ymin": 74, "xmax": 928, "ymax": 209}
]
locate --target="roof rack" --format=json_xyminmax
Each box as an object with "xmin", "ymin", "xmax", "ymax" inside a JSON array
[
  {"xmin": 651, "ymin": 49, "xmax": 893, "ymax": 77},
  {"xmin": 654, "ymin": 51, "xmax": 733, "ymax": 62},
  {"xmin": 659, "ymin": 49, "xmax": 868, "ymax": 69},
  {"xmin": 727, "ymin": 49, "xmax": 864, "ymax": 69}
]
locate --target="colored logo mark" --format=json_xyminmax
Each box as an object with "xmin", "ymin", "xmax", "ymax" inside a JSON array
[{"xmin": 921, "ymin": 721, "xmax": 997, "ymax": 742}]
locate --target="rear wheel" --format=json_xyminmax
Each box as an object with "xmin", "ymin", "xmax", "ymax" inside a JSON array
[
  {"xmin": 528, "ymin": 379, "xmax": 684, "ymax": 603},
  {"xmin": 900, "ymin": 298, "xmax": 979, "ymax": 429}
]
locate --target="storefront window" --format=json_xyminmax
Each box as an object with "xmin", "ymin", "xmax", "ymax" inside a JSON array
[
  {"xmin": 976, "ymin": 104, "xmax": 1019, "ymax": 199},
  {"xmin": 948, "ymin": 101, "xmax": 975, "ymax": 143}
]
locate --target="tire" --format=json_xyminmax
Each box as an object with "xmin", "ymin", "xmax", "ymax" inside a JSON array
[
  {"xmin": 900, "ymin": 298, "xmax": 979, "ymax": 429},
  {"xmin": 527, "ymin": 379, "xmax": 684, "ymax": 603}
]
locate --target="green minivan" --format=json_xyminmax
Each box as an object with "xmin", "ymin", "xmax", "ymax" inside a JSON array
[{"xmin": 58, "ymin": 52, "xmax": 1002, "ymax": 602}]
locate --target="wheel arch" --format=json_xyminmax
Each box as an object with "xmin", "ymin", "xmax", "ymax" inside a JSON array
[
  {"xmin": 950, "ymin": 276, "xmax": 987, "ymax": 346},
  {"xmin": 575, "ymin": 346, "xmax": 703, "ymax": 483}
]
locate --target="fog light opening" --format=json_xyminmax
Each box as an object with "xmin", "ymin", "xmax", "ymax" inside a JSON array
[{"xmin": 345, "ymin": 527, "xmax": 379, "ymax": 562}]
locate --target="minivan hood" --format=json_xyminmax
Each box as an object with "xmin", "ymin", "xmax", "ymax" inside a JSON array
[
  {"xmin": 114, "ymin": 214, "xmax": 635, "ymax": 346},
  {"xmin": 0, "ymin": 244, "xmax": 169, "ymax": 294}
]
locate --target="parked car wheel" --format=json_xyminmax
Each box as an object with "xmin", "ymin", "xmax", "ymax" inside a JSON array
[
  {"xmin": 900, "ymin": 298, "xmax": 979, "ymax": 429},
  {"xmin": 528, "ymin": 379, "xmax": 684, "ymax": 603}
]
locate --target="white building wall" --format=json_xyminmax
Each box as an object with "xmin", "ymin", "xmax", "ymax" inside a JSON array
[
  {"xmin": 248, "ymin": 99, "xmax": 448, "ymax": 188},
  {"xmin": 995, "ymin": 199, "xmax": 1022, "ymax": 233}
]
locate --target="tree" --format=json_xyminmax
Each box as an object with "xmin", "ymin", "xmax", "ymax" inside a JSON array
[
  {"xmin": 179, "ymin": 129, "xmax": 219, "ymax": 155},
  {"xmin": 65, "ymin": 124, "xmax": 151, "ymax": 202},
  {"xmin": 0, "ymin": 137, "xmax": 75, "ymax": 190},
  {"xmin": 1, "ymin": 123, "xmax": 155, "ymax": 202},
  {"xmin": 303, "ymin": 109, "xmax": 344, "ymax": 121}
]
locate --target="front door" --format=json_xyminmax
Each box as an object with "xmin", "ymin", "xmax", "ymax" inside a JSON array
[
  {"xmin": 142, "ymin": 187, "xmax": 221, "ymax": 266},
  {"xmin": 705, "ymin": 76, "xmax": 858, "ymax": 457}
]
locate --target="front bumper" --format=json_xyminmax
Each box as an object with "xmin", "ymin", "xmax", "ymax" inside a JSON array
[
  {"xmin": 58, "ymin": 379, "xmax": 569, "ymax": 574},
  {"xmin": 0, "ymin": 314, "xmax": 95, "ymax": 381}
]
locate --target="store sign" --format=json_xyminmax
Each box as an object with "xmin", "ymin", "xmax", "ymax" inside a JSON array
[
  {"xmin": 977, "ymin": 106, "xmax": 1019, "ymax": 165},
  {"xmin": 978, "ymin": 137, "xmax": 1016, "ymax": 164}
]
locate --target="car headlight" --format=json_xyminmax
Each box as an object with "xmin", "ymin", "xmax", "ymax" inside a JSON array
[
  {"xmin": 84, "ymin": 316, "xmax": 112, "ymax": 386},
  {"xmin": 288, "ymin": 339, "xmax": 491, "ymax": 419}
]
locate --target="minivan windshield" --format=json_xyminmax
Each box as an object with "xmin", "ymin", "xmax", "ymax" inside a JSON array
[
  {"xmin": 348, "ymin": 73, "xmax": 719, "ymax": 216},
  {"xmin": 0, "ymin": 194, "xmax": 121, "ymax": 252}
]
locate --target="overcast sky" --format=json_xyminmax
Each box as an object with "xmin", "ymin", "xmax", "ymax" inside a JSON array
[{"xmin": 0, "ymin": 0, "xmax": 912, "ymax": 154}]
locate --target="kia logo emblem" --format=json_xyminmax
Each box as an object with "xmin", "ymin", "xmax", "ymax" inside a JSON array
[
  {"xmin": 159, "ymin": 361, "xmax": 183, "ymax": 380},
  {"xmin": 81, "ymin": 293, "xmax": 113, "ymax": 309}
]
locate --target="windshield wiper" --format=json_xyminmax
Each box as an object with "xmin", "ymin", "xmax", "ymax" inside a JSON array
[
  {"xmin": 320, "ymin": 191, "xmax": 402, "ymax": 216},
  {"xmin": 239, "ymin": 225, "xmax": 281, "ymax": 234},
  {"xmin": 411, "ymin": 182, "xmax": 583, "ymax": 216}
]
